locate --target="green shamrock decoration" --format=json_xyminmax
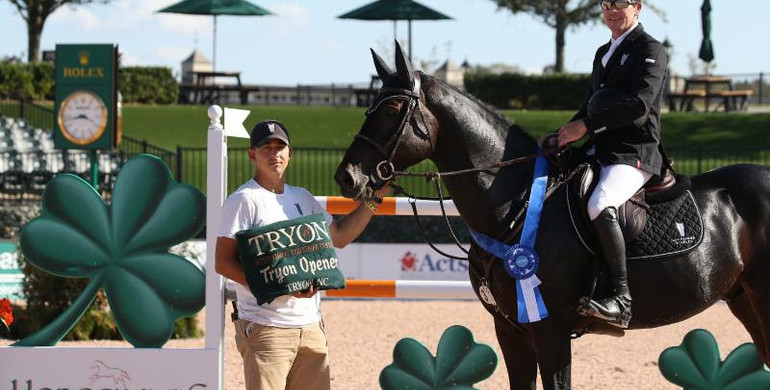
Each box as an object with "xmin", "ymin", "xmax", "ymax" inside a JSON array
[
  {"xmin": 659, "ymin": 328, "xmax": 770, "ymax": 390},
  {"xmin": 379, "ymin": 325, "xmax": 497, "ymax": 390},
  {"xmin": 15, "ymin": 154, "xmax": 206, "ymax": 348}
]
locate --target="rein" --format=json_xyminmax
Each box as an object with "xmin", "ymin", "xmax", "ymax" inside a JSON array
[
  {"xmin": 389, "ymin": 153, "xmax": 540, "ymax": 260},
  {"xmin": 393, "ymin": 153, "xmax": 539, "ymax": 179}
]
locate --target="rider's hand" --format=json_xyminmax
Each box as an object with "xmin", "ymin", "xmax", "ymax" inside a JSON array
[
  {"xmin": 537, "ymin": 132, "xmax": 557, "ymax": 148},
  {"xmin": 538, "ymin": 132, "xmax": 560, "ymax": 156},
  {"xmin": 557, "ymin": 120, "xmax": 588, "ymax": 148},
  {"xmin": 292, "ymin": 284, "xmax": 318, "ymax": 299}
]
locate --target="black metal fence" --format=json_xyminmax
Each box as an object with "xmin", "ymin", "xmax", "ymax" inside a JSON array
[
  {"xmin": 171, "ymin": 146, "xmax": 770, "ymax": 197},
  {"xmin": 120, "ymin": 135, "xmax": 177, "ymax": 177},
  {"xmin": 0, "ymin": 96, "xmax": 55, "ymax": 130},
  {"xmin": 1, "ymin": 145, "xmax": 769, "ymax": 200},
  {"xmin": 172, "ymin": 146, "xmax": 449, "ymax": 197}
]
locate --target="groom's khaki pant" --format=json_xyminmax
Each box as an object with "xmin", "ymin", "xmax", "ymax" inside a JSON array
[{"xmin": 234, "ymin": 320, "xmax": 330, "ymax": 390}]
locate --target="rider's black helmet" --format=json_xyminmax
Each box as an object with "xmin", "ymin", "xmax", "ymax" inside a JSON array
[{"xmin": 587, "ymin": 88, "xmax": 636, "ymax": 118}]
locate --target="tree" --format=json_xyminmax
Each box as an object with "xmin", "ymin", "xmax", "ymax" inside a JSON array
[
  {"xmin": 6, "ymin": 0, "xmax": 107, "ymax": 62},
  {"xmin": 491, "ymin": 0, "xmax": 602, "ymax": 73},
  {"xmin": 491, "ymin": 0, "xmax": 665, "ymax": 73}
]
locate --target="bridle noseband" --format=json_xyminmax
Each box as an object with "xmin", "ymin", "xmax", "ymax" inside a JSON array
[{"xmin": 355, "ymin": 73, "xmax": 426, "ymax": 186}]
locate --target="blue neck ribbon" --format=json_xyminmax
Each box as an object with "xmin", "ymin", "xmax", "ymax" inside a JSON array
[{"xmin": 471, "ymin": 154, "xmax": 549, "ymax": 323}]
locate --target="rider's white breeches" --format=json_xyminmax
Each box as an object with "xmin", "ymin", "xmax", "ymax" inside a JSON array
[{"xmin": 588, "ymin": 163, "xmax": 653, "ymax": 221}]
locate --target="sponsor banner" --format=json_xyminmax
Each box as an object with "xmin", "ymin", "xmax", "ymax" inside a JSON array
[
  {"xmin": 236, "ymin": 213, "xmax": 345, "ymax": 304},
  {"xmin": 0, "ymin": 241, "xmax": 22, "ymax": 299},
  {"xmin": 0, "ymin": 348, "xmax": 218, "ymax": 389},
  {"xmin": 336, "ymin": 243, "xmax": 471, "ymax": 281}
]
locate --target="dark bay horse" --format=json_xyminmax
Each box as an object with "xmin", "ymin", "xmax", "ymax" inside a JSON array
[{"xmin": 334, "ymin": 44, "xmax": 770, "ymax": 390}]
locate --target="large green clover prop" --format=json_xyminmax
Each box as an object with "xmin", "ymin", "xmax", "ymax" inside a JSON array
[
  {"xmin": 15, "ymin": 154, "xmax": 206, "ymax": 348},
  {"xmin": 380, "ymin": 325, "xmax": 498, "ymax": 390},
  {"xmin": 659, "ymin": 328, "xmax": 770, "ymax": 390}
]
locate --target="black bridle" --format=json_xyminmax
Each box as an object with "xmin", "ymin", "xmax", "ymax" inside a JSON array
[{"xmin": 354, "ymin": 73, "xmax": 426, "ymax": 188}]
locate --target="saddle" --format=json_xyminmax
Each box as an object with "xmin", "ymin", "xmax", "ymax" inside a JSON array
[
  {"xmin": 570, "ymin": 162, "xmax": 687, "ymax": 242},
  {"xmin": 565, "ymin": 161, "xmax": 704, "ymax": 260}
]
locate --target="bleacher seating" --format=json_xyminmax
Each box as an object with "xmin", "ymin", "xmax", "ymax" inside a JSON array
[{"xmin": 0, "ymin": 114, "xmax": 125, "ymax": 198}]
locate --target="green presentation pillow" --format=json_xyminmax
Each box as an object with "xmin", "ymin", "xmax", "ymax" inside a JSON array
[{"xmin": 235, "ymin": 213, "xmax": 346, "ymax": 305}]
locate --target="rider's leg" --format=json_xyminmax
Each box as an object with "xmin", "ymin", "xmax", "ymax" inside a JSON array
[{"xmin": 581, "ymin": 164, "xmax": 652, "ymax": 328}]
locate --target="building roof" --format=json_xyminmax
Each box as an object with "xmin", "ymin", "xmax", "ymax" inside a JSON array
[
  {"xmin": 434, "ymin": 60, "xmax": 460, "ymax": 73},
  {"xmin": 183, "ymin": 50, "xmax": 211, "ymax": 65}
]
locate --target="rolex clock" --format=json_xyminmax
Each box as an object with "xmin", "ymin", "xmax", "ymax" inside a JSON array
[
  {"xmin": 54, "ymin": 44, "xmax": 119, "ymax": 150},
  {"xmin": 57, "ymin": 90, "xmax": 108, "ymax": 145}
]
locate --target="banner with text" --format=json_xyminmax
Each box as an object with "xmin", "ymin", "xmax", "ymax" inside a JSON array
[{"xmin": 236, "ymin": 213, "xmax": 345, "ymax": 304}]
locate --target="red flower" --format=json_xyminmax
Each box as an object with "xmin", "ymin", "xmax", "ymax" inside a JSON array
[{"xmin": 0, "ymin": 298, "xmax": 13, "ymax": 329}]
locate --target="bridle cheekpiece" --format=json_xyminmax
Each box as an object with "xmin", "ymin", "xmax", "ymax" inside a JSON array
[{"xmin": 355, "ymin": 72, "xmax": 425, "ymax": 187}]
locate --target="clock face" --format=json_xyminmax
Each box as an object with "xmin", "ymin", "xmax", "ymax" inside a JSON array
[{"xmin": 57, "ymin": 90, "xmax": 108, "ymax": 145}]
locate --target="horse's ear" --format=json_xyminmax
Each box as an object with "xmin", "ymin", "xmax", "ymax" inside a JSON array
[
  {"xmin": 370, "ymin": 48, "xmax": 393, "ymax": 81},
  {"xmin": 394, "ymin": 40, "xmax": 415, "ymax": 87}
]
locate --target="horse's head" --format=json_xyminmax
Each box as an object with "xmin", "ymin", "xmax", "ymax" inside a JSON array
[{"xmin": 335, "ymin": 42, "xmax": 438, "ymax": 201}]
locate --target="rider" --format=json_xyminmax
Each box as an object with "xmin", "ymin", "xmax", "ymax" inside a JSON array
[{"xmin": 545, "ymin": 0, "xmax": 668, "ymax": 328}]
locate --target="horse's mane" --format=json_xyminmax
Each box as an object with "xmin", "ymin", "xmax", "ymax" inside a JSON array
[{"xmin": 421, "ymin": 73, "xmax": 533, "ymax": 141}]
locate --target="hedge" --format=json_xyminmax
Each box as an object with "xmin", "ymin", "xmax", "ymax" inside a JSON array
[
  {"xmin": 118, "ymin": 66, "xmax": 178, "ymax": 104},
  {"xmin": 0, "ymin": 62, "xmax": 178, "ymax": 104},
  {"xmin": 0, "ymin": 62, "xmax": 55, "ymax": 101},
  {"xmin": 465, "ymin": 72, "xmax": 592, "ymax": 110}
]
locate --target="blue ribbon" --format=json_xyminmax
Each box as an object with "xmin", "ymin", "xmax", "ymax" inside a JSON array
[{"xmin": 471, "ymin": 154, "xmax": 549, "ymax": 323}]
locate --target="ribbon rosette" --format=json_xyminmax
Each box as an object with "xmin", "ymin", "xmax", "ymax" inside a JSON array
[
  {"xmin": 471, "ymin": 232, "xmax": 548, "ymax": 323},
  {"xmin": 16, "ymin": 154, "xmax": 206, "ymax": 348},
  {"xmin": 470, "ymin": 154, "xmax": 549, "ymax": 323}
]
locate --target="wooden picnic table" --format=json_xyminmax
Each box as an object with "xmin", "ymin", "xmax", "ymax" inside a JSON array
[
  {"xmin": 667, "ymin": 76, "xmax": 753, "ymax": 112},
  {"xmin": 180, "ymin": 71, "xmax": 259, "ymax": 105}
]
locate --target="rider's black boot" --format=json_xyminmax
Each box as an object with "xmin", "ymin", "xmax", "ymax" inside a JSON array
[{"xmin": 578, "ymin": 206, "xmax": 632, "ymax": 328}]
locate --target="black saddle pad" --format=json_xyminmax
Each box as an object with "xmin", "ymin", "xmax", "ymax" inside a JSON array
[{"xmin": 567, "ymin": 188, "xmax": 704, "ymax": 260}]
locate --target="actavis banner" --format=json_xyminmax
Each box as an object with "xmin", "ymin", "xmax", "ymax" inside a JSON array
[{"xmin": 236, "ymin": 213, "xmax": 345, "ymax": 304}]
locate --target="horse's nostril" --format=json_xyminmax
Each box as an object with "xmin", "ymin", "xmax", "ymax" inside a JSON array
[
  {"xmin": 335, "ymin": 168, "xmax": 355, "ymax": 191},
  {"xmin": 342, "ymin": 171, "xmax": 355, "ymax": 190}
]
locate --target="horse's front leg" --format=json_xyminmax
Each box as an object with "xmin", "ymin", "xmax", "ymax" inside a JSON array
[
  {"xmin": 494, "ymin": 316, "xmax": 537, "ymax": 390},
  {"xmin": 532, "ymin": 321, "xmax": 573, "ymax": 390}
]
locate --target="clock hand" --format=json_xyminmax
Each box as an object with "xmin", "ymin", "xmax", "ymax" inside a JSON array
[
  {"xmin": 83, "ymin": 115, "xmax": 100, "ymax": 126},
  {"xmin": 65, "ymin": 114, "xmax": 89, "ymax": 122}
]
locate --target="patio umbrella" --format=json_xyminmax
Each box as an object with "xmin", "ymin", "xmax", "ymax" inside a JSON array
[
  {"xmin": 698, "ymin": 0, "xmax": 714, "ymax": 66},
  {"xmin": 158, "ymin": 0, "xmax": 272, "ymax": 71},
  {"xmin": 339, "ymin": 0, "xmax": 452, "ymax": 60}
]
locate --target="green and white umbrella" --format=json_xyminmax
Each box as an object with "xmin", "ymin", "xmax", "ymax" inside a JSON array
[
  {"xmin": 339, "ymin": 0, "xmax": 452, "ymax": 60},
  {"xmin": 158, "ymin": 0, "xmax": 272, "ymax": 70}
]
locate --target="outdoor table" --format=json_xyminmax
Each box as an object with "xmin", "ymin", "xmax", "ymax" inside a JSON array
[
  {"xmin": 671, "ymin": 76, "xmax": 753, "ymax": 112},
  {"xmin": 684, "ymin": 76, "xmax": 731, "ymax": 112},
  {"xmin": 190, "ymin": 71, "xmax": 243, "ymax": 104}
]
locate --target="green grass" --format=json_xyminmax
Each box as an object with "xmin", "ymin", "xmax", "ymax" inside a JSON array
[
  {"xmin": 122, "ymin": 105, "xmax": 770, "ymax": 151},
  {"xmin": 122, "ymin": 105, "xmax": 367, "ymax": 150},
  {"xmin": 660, "ymin": 112, "xmax": 770, "ymax": 149}
]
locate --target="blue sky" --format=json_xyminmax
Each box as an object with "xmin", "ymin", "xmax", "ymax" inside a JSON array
[{"xmin": 0, "ymin": 0, "xmax": 766, "ymax": 85}]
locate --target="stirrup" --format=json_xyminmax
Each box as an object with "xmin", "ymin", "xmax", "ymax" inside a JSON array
[{"xmin": 577, "ymin": 296, "xmax": 632, "ymax": 329}]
